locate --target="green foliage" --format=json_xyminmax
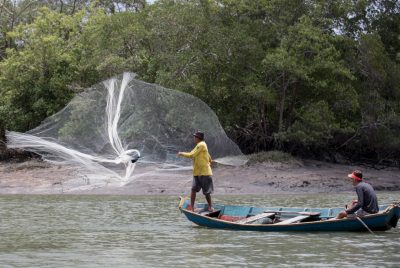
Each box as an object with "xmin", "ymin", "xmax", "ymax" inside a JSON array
[
  {"xmin": 262, "ymin": 15, "xmax": 355, "ymax": 138},
  {"xmin": 283, "ymin": 101, "xmax": 339, "ymax": 146},
  {"xmin": 0, "ymin": 8, "xmax": 88, "ymax": 131},
  {"xmin": 79, "ymin": 8, "xmax": 150, "ymax": 78},
  {"xmin": 0, "ymin": 0, "xmax": 399, "ymax": 165}
]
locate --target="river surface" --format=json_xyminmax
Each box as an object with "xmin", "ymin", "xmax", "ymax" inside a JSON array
[{"xmin": 0, "ymin": 193, "xmax": 399, "ymax": 267}]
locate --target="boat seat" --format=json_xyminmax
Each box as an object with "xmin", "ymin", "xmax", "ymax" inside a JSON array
[
  {"xmin": 275, "ymin": 215, "xmax": 310, "ymax": 225},
  {"xmin": 218, "ymin": 206, "xmax": 251, "ymax": 222},
  {"xmin": 199, "ymin": 209, "xmax": 221, "ymax": 217}
]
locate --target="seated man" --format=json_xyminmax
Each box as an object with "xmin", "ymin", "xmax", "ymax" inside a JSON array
[{"xmin": 335, "ymin": 170, "xmax": 379, "ymax": 219}]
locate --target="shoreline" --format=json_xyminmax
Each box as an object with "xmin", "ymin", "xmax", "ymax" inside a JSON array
[{"xmin": 1, "ymin": 159, "xmax": 400, "ymax": 195}]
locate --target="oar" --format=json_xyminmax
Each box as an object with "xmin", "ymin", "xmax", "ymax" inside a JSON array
[
  {"xmin": 264, "ymin": 211, "xmax": 321, "ymax": 216},
  {"xmin": 356, "ymin": 216, "xmax": 375, "ymax": 235}
]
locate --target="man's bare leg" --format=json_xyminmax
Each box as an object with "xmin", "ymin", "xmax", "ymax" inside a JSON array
[
  {"xmin": 190, "ymin": 190, "xmax": 196, "ymax": 212},
  {"xmin": 205, "ymin": 193, "xmax": 213, "ymax": 211},
  {"xmin": 335, "ymin": 211, "xmax": 347, "ymax": 219}
]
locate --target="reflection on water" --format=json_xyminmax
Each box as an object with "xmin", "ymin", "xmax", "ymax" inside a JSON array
[{"xmin": 0, "ymin": 193, "xmax": 399, "ymax": 267}]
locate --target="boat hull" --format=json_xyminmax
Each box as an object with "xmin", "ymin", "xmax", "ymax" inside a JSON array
[{"xmin": 179, "ymin": 198, "xmax": 400, "ymax": 232}]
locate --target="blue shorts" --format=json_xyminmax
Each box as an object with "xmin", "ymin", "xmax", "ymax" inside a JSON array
[{"xmin": 192, "ymin": 176, "xmax": 214, "ymax": 195}]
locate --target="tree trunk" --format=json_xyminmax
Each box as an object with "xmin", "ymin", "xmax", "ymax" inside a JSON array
[
  {"xmin": 0, "ymin": 121, "xmax": 6, "ymax": 159},
  {"xmin": 71, "ymin": 0, "xmax": 77, "ymax": 14},
  {"xmin": 278, "ymin": 72, "xmax": 288, "ymax": 133}
]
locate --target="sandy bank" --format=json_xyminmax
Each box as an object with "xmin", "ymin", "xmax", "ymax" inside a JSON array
[{"xmin": 1, "ymin": 159, "xmax": 400, "ymax": 195}]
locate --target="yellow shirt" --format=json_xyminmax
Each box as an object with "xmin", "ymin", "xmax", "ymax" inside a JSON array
[{"xmin": 180, "ymin": 141, "xmax": 213, "ymax": 176}]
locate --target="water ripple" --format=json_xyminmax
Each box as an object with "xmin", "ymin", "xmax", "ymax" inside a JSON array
[{"xmin": 0, "ymin": 193, "xmax": 399, "ymax": 267}]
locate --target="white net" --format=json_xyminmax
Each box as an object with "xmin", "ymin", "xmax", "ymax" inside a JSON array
[{"xmin": 6, "ymin": 73, "xmax": 246, "ymax": 189}]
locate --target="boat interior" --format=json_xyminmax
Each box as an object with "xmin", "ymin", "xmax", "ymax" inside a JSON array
[{"xmin": 192, "ymin": 203, "xmax": 391, "ymax": 225}]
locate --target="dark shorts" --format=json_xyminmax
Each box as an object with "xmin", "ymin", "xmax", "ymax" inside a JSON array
[{"xmin": 192, "ymin": 176, "xmax": 214, "ymax": 195}]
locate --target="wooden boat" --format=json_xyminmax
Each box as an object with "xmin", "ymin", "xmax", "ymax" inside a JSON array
[{"xmin": 178, "ymin": 197, "xmax": 400, "ymax": 232}]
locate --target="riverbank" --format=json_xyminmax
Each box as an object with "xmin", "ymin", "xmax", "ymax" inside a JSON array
[{"xmin": 1, "ymin": 158, "xmax": 399, "ymax": 195}]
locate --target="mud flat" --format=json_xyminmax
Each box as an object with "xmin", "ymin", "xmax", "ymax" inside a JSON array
[{"xmin": 1, "ymin": 158, "xmax": 399, "ymax": 195}]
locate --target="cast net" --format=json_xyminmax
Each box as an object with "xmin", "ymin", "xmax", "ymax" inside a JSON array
[{"xmin": 6, "ymin": 73, "xmax": 246, "ymax": 189}]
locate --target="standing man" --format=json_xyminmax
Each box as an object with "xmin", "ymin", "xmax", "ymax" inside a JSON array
[
  {"xmin": 178, "ymin": 131, "xmax": 214, "ymax": 212},
  {"xmin": 335, "ymin": 170, "xmax": 379, "ymax": 219}
]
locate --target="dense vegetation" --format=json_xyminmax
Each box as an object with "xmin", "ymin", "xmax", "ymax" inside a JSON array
[{"xmin": 1, "ymin": 0, "xmax": 399, "ymax": 166}]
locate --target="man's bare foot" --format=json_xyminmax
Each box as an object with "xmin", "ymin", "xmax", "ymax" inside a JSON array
[{"xmin": 208, "ymin": 207, "xmax": 214, "ymax": 212}]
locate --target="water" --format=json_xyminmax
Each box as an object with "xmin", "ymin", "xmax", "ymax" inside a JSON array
[{"xmin": 0, "ymin": 193, "xmax": 399, "ymax": 267}]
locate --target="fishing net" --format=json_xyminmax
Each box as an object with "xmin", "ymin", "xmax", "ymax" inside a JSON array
[{"xmin": 6, "ymin": 73, "xmax": 246, "ymax": 189}]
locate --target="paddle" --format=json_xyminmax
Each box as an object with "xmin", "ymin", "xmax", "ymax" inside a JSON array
[
  {"xmin": 236, "ymin": 212, "xmax": 276, "ymax": 224},
  {"xmin": 356, "ymin": 216, "xmax": 375, "ymax": 235},
  {"xmin": 237, "ymin": 211, "xmax": 320, "ymax": 225},
  {"xmin": 264, "ymin": 211, "xmax": 321, "ymax": 216},
  {"xmin": 275, "ymin": 215, "xmax": 312, "ymax": 225}
]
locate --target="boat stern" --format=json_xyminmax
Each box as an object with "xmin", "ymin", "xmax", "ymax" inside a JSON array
[{"xmin": 390, "ymin": 202, "xmax": 400, "ymax": 228}]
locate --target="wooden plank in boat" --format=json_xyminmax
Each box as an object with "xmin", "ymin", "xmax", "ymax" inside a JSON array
[
  {"xmin": 275, "ymin": 215, "xmax": 310, "ymax": 225},
  {"xmin": 236, "ymin": 213, "xmax": 276, "ymax": 224},
  {"xmin": 198, "ymin": 209, "xmax": 221, "ymax": 217}
]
